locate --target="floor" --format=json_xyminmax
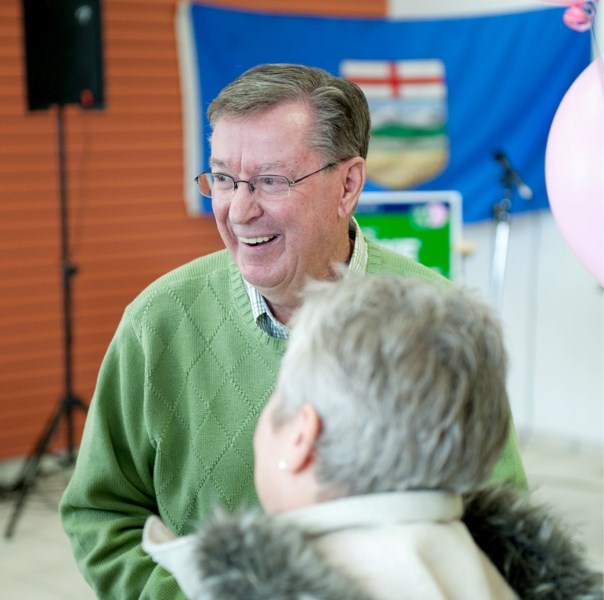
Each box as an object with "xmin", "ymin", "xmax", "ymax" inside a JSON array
[{"xmin": 0, "ymin": 436, "xmax": 602, "ymax": 599}]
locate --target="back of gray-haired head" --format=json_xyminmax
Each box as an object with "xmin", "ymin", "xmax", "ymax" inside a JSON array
[
  {"xmin": 274, "ymin": 276, "xmax": 511, "ymax": 496},
  {"xmin": 207, "ymin": 63, "xmax": 370, "ymax": 162}
]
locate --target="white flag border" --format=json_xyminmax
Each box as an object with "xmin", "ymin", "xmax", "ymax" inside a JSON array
[
  {"xmin": 387, "ymin": 1, "xmax": 553, "ymax": 19},
  {"xmin": 176, "ymin": 1, "xmax": 203, "ymax": 216}
]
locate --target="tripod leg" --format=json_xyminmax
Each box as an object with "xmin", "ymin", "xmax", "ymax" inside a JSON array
[{"xmin": 4, "ymin": 405, "xmax": 65, "ymax": 539}]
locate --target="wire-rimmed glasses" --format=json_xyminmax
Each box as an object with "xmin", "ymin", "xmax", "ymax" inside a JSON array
[{"xmin": 195, "ymin": 163, "xmax": 338, "ymax": 199}]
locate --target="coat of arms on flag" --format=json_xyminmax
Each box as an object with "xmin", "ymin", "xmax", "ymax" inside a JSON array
[{"xmin": 340, "ymin": 59, "xmax": 449, "ymax": 190}]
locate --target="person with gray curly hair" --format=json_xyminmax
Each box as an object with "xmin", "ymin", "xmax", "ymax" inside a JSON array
[
  {"xmin": 143, "ymin": 276, "xmax": 602, "ymax": 599},
  {"xmin": 263, "ymin": 275, "xmax": 511, "ymax": 505}
]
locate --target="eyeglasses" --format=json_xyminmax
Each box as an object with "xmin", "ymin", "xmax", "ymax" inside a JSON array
[{"xmin": 194, "ymin": 163, "xmax": 338, "ymax": 198}]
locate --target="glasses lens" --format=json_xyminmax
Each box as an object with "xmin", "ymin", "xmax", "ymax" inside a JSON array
[
  {"xmin": 252, "ymin": 175, "xmax": 290, "ymax": 196},
  {"xmin": 212, "ymin": 173, "xmax": 235, "ymax": 192},
  {"xmin": 197, "ymin": 173, "xmax": 236, "ymax": 198},
  {"xmin": 197, "ymin": 173, "xmax": 212, "ymax": 197}
]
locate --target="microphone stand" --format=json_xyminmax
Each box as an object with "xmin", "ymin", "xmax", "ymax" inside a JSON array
[
  {"xmin": 490, "ymin": 172, "xmax": 513, "ymax": 314},
  {"xmin": 3, "ymin": 104, "xmax": 88, "ymax": 539}
]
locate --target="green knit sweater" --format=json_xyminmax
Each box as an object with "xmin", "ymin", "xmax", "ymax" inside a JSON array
[{"xmin": 60, "ymin": 244, "xmax": 526, "ymax": 599}]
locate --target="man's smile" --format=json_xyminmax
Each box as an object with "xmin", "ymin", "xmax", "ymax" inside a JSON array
[{"xmin": 238, "ymin": 235, "xmax": 278, "ymax": 246}]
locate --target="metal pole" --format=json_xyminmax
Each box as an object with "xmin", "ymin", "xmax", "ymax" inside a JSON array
[{"xmin": 490, "ymin": 189, "xmax": 512, "ymax": 314}]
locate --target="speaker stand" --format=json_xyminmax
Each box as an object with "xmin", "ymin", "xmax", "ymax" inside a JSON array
[{"xmin": 3, "ymin": 104, "xmax": 88, "ymax": 539}]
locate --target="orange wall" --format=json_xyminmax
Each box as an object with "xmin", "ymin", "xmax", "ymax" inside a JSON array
[{"xmin": 0, "ymin": 0, "xmax": 385, "ymax": 460}]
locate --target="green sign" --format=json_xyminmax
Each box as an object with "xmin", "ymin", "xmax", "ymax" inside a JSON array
[{"xmin": 355, "ymin": 191, "xmax": 462, "ymax": 280}]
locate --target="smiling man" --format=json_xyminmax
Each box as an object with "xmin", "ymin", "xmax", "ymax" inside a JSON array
[
  {"xmin": 208, "ymin": 101, "xmax": 360, "ymax": 324},
  {"xmin": 60, "ymin": 64, "xmax": 527, "ymax": 600}
]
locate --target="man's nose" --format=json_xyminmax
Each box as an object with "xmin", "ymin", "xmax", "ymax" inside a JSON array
[{"xmin": 229, "ymin": 180, "xmax": 261, "ymax": 222}]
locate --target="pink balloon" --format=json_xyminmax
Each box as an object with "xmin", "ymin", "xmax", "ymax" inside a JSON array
[
  {"xmin": 545, "ymin": 57, "xmax": 604, "ymax": 286},
  {"xmin": 562, "ymin": 2, "xmax": 597, "ymax": 31},
  {"xmin": 539, "ymin": 1, "xmax": 598, "ymax": 31}
]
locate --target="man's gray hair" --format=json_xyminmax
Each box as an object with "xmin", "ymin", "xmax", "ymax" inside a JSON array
[
  {"xmin": 207, "ymin": 63, "xmax": 371, "ymax": 161},
  {"xmin": 274, "ymin": 276, "xmax": 512, "ymax": 496}
]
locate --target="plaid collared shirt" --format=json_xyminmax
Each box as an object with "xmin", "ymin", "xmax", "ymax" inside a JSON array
[{"xmin": 243, "ymin": 218, "xmax": 368, "ymax": 339}]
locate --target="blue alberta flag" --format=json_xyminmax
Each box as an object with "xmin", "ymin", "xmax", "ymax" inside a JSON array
[{"xmin": 176, "ymin": 3, "xmax": 591, "ymax": 222}]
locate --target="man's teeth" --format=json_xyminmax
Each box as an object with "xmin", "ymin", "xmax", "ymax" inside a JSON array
[{"xmin": 239, "ymin": 235, "xmax": 275, "ymax": 245}]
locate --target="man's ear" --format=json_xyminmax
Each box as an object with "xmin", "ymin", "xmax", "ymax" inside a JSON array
[
  {"xmin": 285, "ymin": 404, "xmax": 322, "ymax": 474},
  {"xmin": 338, "ymin": 157, "xmax": 366, "ymax": 219}
]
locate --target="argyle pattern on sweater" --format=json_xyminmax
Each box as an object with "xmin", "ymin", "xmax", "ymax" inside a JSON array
[{"xmin": 120, "ymin": 252, "xmax": 288, "ymax": 532}]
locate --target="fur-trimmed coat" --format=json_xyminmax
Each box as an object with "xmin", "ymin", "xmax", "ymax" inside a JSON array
[{"xmin": 142, "ymin": 486, "xmax": 603, "ymax": 600}]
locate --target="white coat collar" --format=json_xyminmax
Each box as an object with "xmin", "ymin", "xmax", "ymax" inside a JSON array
[{"xmin": 277, "ymin": 490, "xmax": 463, "ymax": 534}]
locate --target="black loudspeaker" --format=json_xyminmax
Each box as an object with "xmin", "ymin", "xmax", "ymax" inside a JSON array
[{"xmin": 22, "ymin": 0, "xmax": 105, "ymax": 111}]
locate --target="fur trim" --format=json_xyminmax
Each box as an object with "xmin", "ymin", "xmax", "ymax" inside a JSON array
[
  {"xmin": 193, "ymin": 510, "xmax": 371, "ymax": 600},
  {"xmin": 190, "ymin": 489, "xmax": 603, "ymax": 600},
  {"xmin": 463, "ymin": 486, "xmax": 603, "ymax": 600}
]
